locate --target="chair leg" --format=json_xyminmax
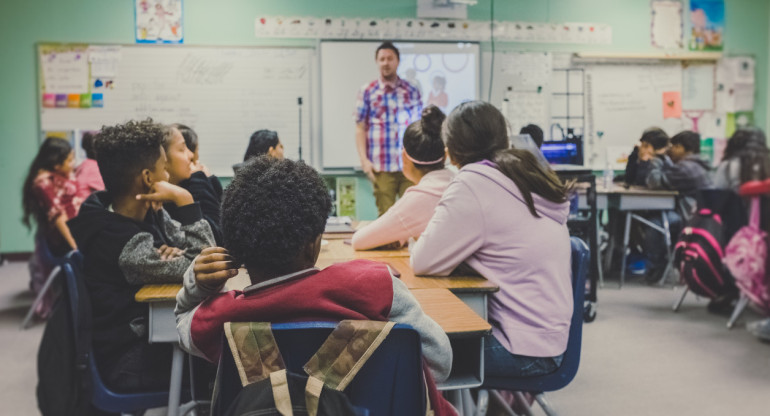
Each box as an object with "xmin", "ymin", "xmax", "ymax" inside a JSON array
[
  {"xmin": 673, "ymin": 286, "xmax": 689, "ymax": 312},
  {"xmin": 619, "ymin": 212, "xmax": 632, "ymax": 288},
  {"xmin": 489, "ymin": 390, "xmax": 518, "ymax": 416},
  {"xmin": 461, "ymin": 389, "xmax": 476, "ymax": 416},
  {"xmin": 657, "ymin": 254, "xmax": 675, "ymax": 286},
  {"xmin": 511, "ymin": 392, "xmax": 534, "ymax": 416},
  {"xmin": 534, "ymin": 393, "xmax": 559, "ymax": 416},
  {"xmin": 21, "ymin": 265, "xmax": 61, "ymax": 329},
  {"xmin": 167, "ymin": 345, "xmax": 186, "ymax": 416},
  {"xmin": 727, "ymin": 294, "xmax": 750, "ymax": 329},
  {"xmin": 475, "ymin": 390, "xmax": 489, "ymax": 416}
]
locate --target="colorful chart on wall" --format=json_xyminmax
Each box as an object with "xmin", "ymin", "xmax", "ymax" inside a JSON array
[
  {"xmin": 135, "ymin": 0, "xmax": 183, "ymax": 44},
  {"xmin": 689, "ymin": 0, "xmax": 724, "ymax": 51}
]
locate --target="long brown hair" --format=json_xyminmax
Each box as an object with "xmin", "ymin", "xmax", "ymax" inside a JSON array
[
  {"xmin": 22, "ymin": 137, "xmax": 72, "ymax": 229},
  {"xmin": 444, "ymin": 100, "xmax": 570, "ymax": 217}
]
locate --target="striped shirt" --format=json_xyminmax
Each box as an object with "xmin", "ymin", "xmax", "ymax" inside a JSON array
[{"xmin": 355, "ymin": 77, "xmax": 422, "ymax": 172}]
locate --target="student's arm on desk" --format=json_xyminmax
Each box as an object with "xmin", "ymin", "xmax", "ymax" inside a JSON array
[
  {"xmin": 411, "ymin": 180, "xmax": 483, "ymax": 276},
  {"xmin": 388, "ymin": 273, "xmax": 452, "ymax": 382},
  {"xmin": 175, "ymin": 248, "xmax": 237, "ymax": 358},
  {"xmin": 159, "ymin": 204, "xmax": 216, "ymax": 259}
]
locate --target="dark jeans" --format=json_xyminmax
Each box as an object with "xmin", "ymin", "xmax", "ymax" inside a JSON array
[
  {"xmin": 483, "ymin": 334, "xmax": 563, "ymax": 379},
  {"xmin": 103, "ymin": 342, "xmax": 173, "ymax": 393},
  {"xmin": 641, "ymin": 210, "xmax": 682, "ymax": 272}
]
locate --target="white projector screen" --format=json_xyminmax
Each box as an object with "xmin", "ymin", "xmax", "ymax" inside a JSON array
[{"xmin": 320, "ymin": 41, "xmax": 480, "ymax": 170}]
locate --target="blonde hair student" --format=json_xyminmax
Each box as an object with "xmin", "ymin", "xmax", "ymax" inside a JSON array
[
  {"xmin": 352, "ymin": 105, "xmax": 454, "ymax": 250},
  {"xmin": 411, "ymin": 100, "xmax": 573, "ymax": 379}
]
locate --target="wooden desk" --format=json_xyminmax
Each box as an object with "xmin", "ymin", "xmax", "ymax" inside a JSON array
[
  {"xmin": 136, "ymin": 275, "xmax": 491, "ymax": 391},
  {"xmin": 315, "ymin": 256, "xmax": 498, "ymax": 320},
  {"xmin": 319, "ymin": 238, "xmax": 410, "ymax": 259}
]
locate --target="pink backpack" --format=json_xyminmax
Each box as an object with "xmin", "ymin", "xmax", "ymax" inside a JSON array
[{"xmin": 723, "ymin": 197, "xmax": 770, "ymax": 314}]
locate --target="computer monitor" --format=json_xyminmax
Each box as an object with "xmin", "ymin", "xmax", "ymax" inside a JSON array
[{"xmin": 540, "ymin": 139, "xmax": 584, "ymax": 165}]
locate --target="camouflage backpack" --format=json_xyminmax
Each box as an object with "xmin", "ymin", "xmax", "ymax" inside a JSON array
[{"xmin": 214, "ymin": 320, "xmax": 433, "ymax": 416}]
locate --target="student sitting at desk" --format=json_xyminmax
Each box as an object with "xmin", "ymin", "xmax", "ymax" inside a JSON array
[
  {"xmin": 74, "ymin": 131, "xmax": 105, "ymax": 198},
  {"xmin": 352, "ymin": 105, "xmax": 454, "ymax": 250},
  {"xmin": 175, "ymin": 156, "xmax": 456, "ymax": 415},
  {"xmin": 163, "ymin": 124, "xmax": 224, "ymax": 244},
  {"xmin": 232, "ymin": 129, "xmax": 284, "ymax": 174},
  {"xmin": 647, "ymin": 130, "xmax": 712, "ymax": 216},
  {"xmin": 411, "ymin": 101, "xmax": 573, "ymax": 379},
  {"xmin": 641, "ymin": 130, "xmax": 712, "ymax": 282},
  {"xmin": 624, "ymin": 127, "xmax": 669, "ymax": 186},
  {"xmin": 68, "ymin": 119, "xmax": 215, "ymax": 392},
  {"xmin": 23, "ymin": 137, "xmax": 82, "ymax": 318}
]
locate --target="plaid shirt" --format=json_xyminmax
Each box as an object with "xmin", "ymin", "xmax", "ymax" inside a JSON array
[{"xmin": 355, "ymin": 77, "xmax": 422, "ymax": 172}]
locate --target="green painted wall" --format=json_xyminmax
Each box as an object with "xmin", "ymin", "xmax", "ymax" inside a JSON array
[{"xmin": 1, "ymin": 0, "xmax": 768, "ymax": 253}]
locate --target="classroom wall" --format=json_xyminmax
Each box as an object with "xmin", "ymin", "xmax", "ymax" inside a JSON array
[{"xmin": 1, "ymin": 0, "xmax": 768, "ymax": 253}]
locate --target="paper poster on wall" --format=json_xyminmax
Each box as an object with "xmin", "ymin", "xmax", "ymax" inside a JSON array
[
  {"xmin": 725, "ymin": 111, "xmax": 754, "ymax": 138},
  {"xmin": 135, "ymin": 0, "xmax": 183, "ymax": 44},
  {"xmin": 689, "ymin": 0, "xmax": 724, "ymax": 51},
  {"xmin": 336, "ymin": 177, "xmax": 357, "ymax": 218},
  {"xmin": 40, "ymin": 48, "xmax": 90, "ymax": 95},
  {"xmin": 662, "ymin": 91, "xmax": 682, "ymax": 118},
  {"xmin": 682, "ymin": 63, "xmax": 714, "ymax": 110},
  {"xmin": 651, "ymin": 1, "xmax": 683, "ymax": 49}
]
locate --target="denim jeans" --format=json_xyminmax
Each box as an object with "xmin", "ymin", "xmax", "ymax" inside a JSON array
[{"xmin": 484, "ymin": 334, "xmax": 563, "ymax": 378}]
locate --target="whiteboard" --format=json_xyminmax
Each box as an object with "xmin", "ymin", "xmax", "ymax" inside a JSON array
[
  {"xmin": 584, "ymin": 63, "xmax": 683, "ymax": 169},
  {"xmin": 320, "ymin": 41, "xmax": 479, "ymax": 169},
  {"xmin": 39, "ymin": 44, "xmax": 313, "ymax": 176}
]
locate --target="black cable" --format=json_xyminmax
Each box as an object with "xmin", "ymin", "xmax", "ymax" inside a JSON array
[{"xmin": 487, "ymin": 0, "xmax": 495, "ymax": 102}]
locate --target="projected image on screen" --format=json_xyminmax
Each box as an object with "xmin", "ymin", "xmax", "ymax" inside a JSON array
[{"xmin": 397, "ymin": 43, "xmax": 477, "ymax": 113}]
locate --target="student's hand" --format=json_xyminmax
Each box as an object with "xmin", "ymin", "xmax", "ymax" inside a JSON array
[
  {"xmin": 157, "ymin": 244, "xmax": 185, "ymax": 260},
  {"xmin": 136, "ymin": 181, "xmax": 194, "ymax": 207},
  {"xmin": 191, "ymin": 161, "xmax": 211, "ymax": 177},
  {"xmin": 361, "ymin": 159, "xmax": 378, "ymax": 183},
  {"xmin": 193, "ymin": 247, "xmax": 239, "ymax": 288},
  {"xmin": 638, "ymin": 146, "xmax": 653, "ymax": 162}
]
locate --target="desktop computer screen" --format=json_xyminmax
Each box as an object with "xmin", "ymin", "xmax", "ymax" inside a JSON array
[{"xmin": 541, "ymin": 141, "xmax": 583, "ymax": 165}]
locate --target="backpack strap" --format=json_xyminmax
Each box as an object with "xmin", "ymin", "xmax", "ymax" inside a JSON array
[
  {"xmin": 302, "ymin": 320, "xmax": 395, "ymax": 416},
  {"xmin": 223, "ymin": 322, "xmax": 287, "ymax": 386},
  {"xmin": 224, "ymin": 322, "xmax": 294, "ymax": 415},
  {"xmin": 750, "ymin": 196, "xmax": 761, "ymax": 228}
]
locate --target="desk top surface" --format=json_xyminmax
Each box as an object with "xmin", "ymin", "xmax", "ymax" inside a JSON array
[
  {"xmin": 319, "ymin": 238, "xmax": 410, "ymax": 259},
  {"xmin": 135, "ymin": 274, "xmax": 491, "ymax": 336},
  {"xmin": 315, "ymin": 257, "xmax": 498, "ymax": 293}
]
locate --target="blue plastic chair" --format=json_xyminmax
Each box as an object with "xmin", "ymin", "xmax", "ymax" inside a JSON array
[
  {"xmin": 21, "ymin": 233, "xmax": 70, "ymax": 329},
  {"xmin": 213, "ymin": 322, "xmax": 426, "ymax": 416},
  {"xmin": 477, "ymin": 236, "xmax": 589, "ymax": 416},
  {"xmin": 61, "ymin": 251, "xmax": 175, "ymax": 415}
]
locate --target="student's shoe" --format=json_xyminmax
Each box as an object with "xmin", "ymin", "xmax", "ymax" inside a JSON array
[
  {"xmin": 706, "ymin": 294, "xmax": 738, "ymax": 317},
  {"xmin": 747, "ymin": 318, "xmax": 770, "ymax": 342}
]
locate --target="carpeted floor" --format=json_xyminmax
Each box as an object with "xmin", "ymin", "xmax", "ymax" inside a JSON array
[{"xmin": 1, "ymin": 260, "xmax": 768, "ymax": 415}]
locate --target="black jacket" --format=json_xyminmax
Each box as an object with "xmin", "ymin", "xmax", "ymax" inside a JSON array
[{"xmin": 68, "ymin": 191, "xmax": 214, "ymax": 366}]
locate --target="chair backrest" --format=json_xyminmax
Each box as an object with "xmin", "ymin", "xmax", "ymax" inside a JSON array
[
  {"xmin": 214, "ymin": 322, "xmax": 425, "ymax": 416},
  {"xmin": 484, "ymin": 235, "xmax": 589, "ymax": 393},
  {"xmin": 60, "ymin": 252, "xmax": 170, "ymax": 413},
  {"xmin": 35, "ymin": 232, "xmax": 69, "ymax": 268}
]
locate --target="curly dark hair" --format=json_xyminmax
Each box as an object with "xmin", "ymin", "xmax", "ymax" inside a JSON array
[
  {"xmin": 639, "ymin": 127, "xmax": 669, "ymax": 150},
  {"xmin": 221, "ymin": 156, "xmax": 332, "ymax": 271},
  {"xmin": 95, "ymin": 119, "xmax": 164, "ymax": 196}
]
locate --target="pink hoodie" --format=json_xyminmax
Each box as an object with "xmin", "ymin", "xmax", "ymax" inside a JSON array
[
  {"xmin": 411, "ymin": 162, "xmax": 572, "ymax": 357},
  {"xmin": 352, "ymin": 169, "xmax": 455, "ymax": 250}
]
